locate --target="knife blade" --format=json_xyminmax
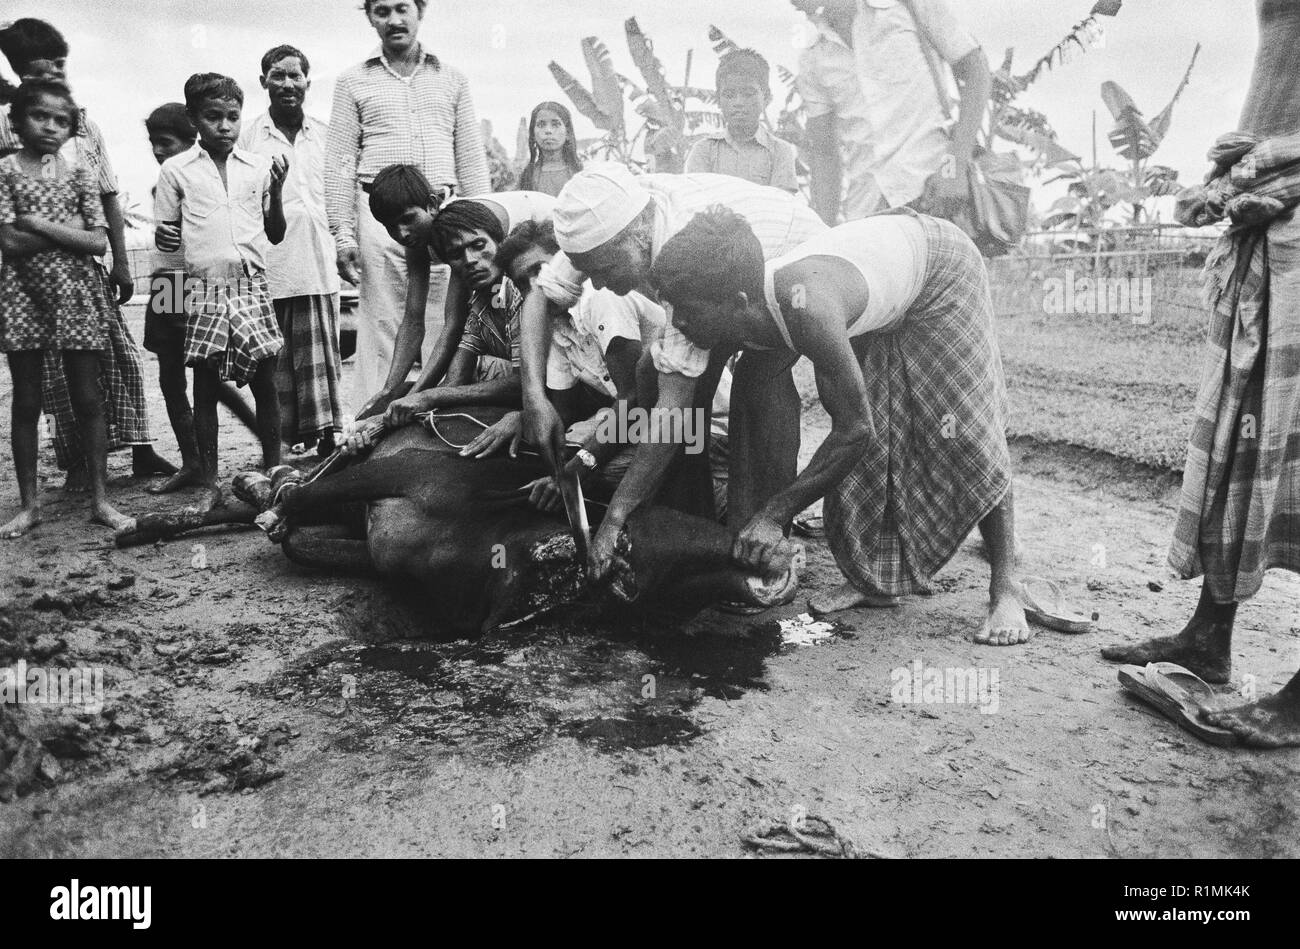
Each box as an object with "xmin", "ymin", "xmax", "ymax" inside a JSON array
[{"xmin": 557, "ymin": 466, "xmax": 591, "ymax": 559}]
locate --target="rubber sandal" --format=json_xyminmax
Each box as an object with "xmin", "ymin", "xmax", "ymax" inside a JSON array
[
  {"xmin": 1019, "ymin": 576, "xmax": 1095, "ymax": 633},
  {"xmin": 793, "ymin": 514, "xmax": 825, "ymax": 539},
  {"xmin": 1117, "ymin": 662, "xmax": 1238, "ymax": 747}
]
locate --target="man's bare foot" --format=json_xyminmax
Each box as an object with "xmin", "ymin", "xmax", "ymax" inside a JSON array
[
  {"xmin": 147, "ymin": 467, "xmax": 202, "ymax": 495},
  {"xmin": 809, "ymin": 581, "xmax": 900, "ymax": 615},
  {"xmin": 90, "ymin": 500, "xmax": 135, "ymax": 533},
  {"xmin": 132, "ymin": 445, "xmax": 179, "ymax": 478},
  {"xmin": 1, "ymin": 507, "xmax": 41, "ymax": 539},
  {"xmin": 1202, "ymin": 680, "xmax": 1300, "ymax": 748},
  {"xmin": 63, "ymin": 463, "xmax": 90, "ymax": 493},
  {"xmin": 975, "ymin": 589, "xmax": 1032, "ymax": 645},
  {"xmin": 1101, "ymin": 615, "xmax": 1233, "ymax": 684}
]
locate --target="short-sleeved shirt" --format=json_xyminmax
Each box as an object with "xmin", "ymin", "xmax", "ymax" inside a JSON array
[
  {"xmin": 324, "ymin": 45, "xmax": 491, "ymax": 252},
  {"xmin": 684, "ymin": 125, "xmax": 799, "ymax": 193},
  {"xmin": 797, "ymin": 0, "xmax": 978, "ymax": 215},
  {"xmin": 458, "ymin": 276, "xmax": 522, "ymax": 367},
  {"xmin": 547, "ymin": 288, "xmax": 659, "ymax": 396},
  {"xmin": 237, "ymin": 111, "xmax": 340, "ymax": 299},
  {"xmin": 539, "ymin": 173, "xmax": 826, "ymax": 379},
  {"xmin": 154, "ymin": 144, "xmax": 273, "ymax": 280}
]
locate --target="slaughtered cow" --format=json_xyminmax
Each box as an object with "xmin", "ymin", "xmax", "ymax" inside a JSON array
[{"xmin": 118, "ymin": 407, "xmax": 803, "ymax": 634}]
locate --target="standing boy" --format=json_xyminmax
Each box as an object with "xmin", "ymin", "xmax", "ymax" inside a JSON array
[
  {"xmin": 154, "ymin": 73, "xmax": 287, "ymax": 510},
  {"xmin": 685, "ymin": 49, "xmax": 799, "ymax": 194},
  {"xmin": 239, "ymin": 45, "xmax": 344, "ymax": 457}
]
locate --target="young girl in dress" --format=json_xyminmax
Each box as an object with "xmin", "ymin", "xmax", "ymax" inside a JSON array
[
  {"xmin": 517, "ymin": 101, "xmax": 582, "ymax": 198},
  {"xmin": 0, "ymin": 80, "xmax": 133, "ymax": 536}
]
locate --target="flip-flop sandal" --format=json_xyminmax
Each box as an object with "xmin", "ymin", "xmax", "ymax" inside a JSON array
[
  {"xmin": 1019, "ymin": 576, "xmax": 1096, "ymax": 633},
  {"xmin": 793, "ymin": 514, "xmax": 826, "ymax": 539},
  {"xmin": 1117, "ymin": 662, "xmax": 1238, "ymax": 747}
]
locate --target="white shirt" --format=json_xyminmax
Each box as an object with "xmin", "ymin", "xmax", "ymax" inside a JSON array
[
  {"xmin": 539, "ymin": 173, "xmax": 827, "ymax": 379},
  {"xmin": 238, "ymin": 111, "xmax": 340, "ymax": 299},
  {"xmin": 154, "ymin": 144, "xmax": 273, "ymax": 279},
  {"xmin": 797, "ymin": 0, "xmax": 978, "ymax": 214}
]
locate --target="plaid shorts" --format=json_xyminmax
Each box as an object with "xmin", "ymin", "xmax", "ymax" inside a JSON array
[{"xmin": 184, "ymin": 271, "xmax": 282, "ymax": 385}]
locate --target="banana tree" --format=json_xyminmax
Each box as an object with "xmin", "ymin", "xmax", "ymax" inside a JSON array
[{"xmin": 1099, "ymin": 42, "xmax": 1200, "ymax": 219}]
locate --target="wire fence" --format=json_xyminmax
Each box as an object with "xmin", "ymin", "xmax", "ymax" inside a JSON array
[{"xmin": 986, "ymin": 224, "xmax": 1225, "ymax": 322}]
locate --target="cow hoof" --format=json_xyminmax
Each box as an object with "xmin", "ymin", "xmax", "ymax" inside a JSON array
[
  {"xmin": 254, "ymin": 509, "xmax": 288, "ymax": 542},
  {"xmin": 232, "ymin": 471, "xmax": 274, "ymax": 511},
  {"xmin": 268, "ymin": 465, "xmax": 304, "ymax": 499}
]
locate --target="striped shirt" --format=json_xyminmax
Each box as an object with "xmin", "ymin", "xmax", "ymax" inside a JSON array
[
  {"xmin": 324, "ymin": 45, "xmax": 491, "ymax": 252},
  {"xmin": 458, "ymin": 277, "xmax": 521, "ymax": 368},
  {"xmin": 539, "ymin": 173, "xmax": 826, "ymax": 378}
]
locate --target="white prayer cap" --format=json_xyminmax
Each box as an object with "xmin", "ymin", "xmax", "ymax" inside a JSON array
[{"xmin": 554, "ymin": 163, "xmax": 651, "ymax": 255}]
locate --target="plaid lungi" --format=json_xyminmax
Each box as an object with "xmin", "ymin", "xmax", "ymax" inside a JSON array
[
  {"xmin": 826, "ymin": 213, "xmax": 1012, "ymax": 596},
  {"xmin": 41, "ymin": 263, "xmax": 152, "ymax": 470},
  {"xmin": 1168, "ymin": 210, "xmax": 1300, "ymax": 602},
  {"xmin": 185, "ymin": 271, "xmax": 282, "ymax": 385},
  {"xmin": 273, "ymin": 293, "xmax": 344, "ymax": 443}
]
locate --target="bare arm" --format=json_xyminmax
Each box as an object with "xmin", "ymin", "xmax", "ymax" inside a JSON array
[
  {"xmin": 407, "ymin": 268, "xmax": 469, "ymax": 393},
  {"xmin": 17, "ymin": 216, "xmax": 107, "ymax": 256},
  {"xmin": 950, "ymin": 47, "xmax": 992, "ymax": 163},
  {"xmin": 382, "ymin": 242, "xmax": 434, "ymax": 390},
  {"xmin": 264, "ymin": 161, "xmax": 287, "ymax": 245},
  {"xmin": 519, "ymin": 285, "xmax": 565, "ymax": 471},
  {"xmin": 0, "ymin": 223, "xmax": 55, "ymax": 256},
  {"xmin": 393, "ymin": 349, "xmax": 521, "ymax": 415},
  {"xmin": 806, "ymin": 113, "xmax": 841, "ymax": 225}
]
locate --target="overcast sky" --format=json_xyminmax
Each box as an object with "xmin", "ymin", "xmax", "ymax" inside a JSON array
[{"xmin": 3, "ymin": 0, "xmax": 1259, "ymax": 214}]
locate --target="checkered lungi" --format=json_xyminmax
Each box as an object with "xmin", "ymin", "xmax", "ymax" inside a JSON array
[
  {"xmin": 185, "ymin": 270, "xmax": 282, "ymax": 385},
  {"xmin": 1167, "ymin": 211, "xmax": 1300, "ymax": 602},
  {"xmin": 41, "ymin": 263, "xmax": 152, "ymax": 470},
  {"xmin": 273, "ymin": 293, "xmax": 344, "ymax": 443},
  {"xmin": 826, "ymin": 213, "xmax": 1012, "ymax": 596}
]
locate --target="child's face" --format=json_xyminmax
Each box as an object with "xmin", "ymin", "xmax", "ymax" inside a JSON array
[
  {"xmin": 533, "ymin": 109, "xmax": 567, "ymax": 155},
  {"xmin": 17, "ymin": 92, "xmax": 76, "ymax": 156},
  {"xmin": 443, "ymin": 227, "xmax": 501, "ymax": 290},
  {"xmin": 718, "ymin": 76, "xmax": 768, "ymax": 138},
  {"xmin": 150, "ymin": 132, "xmax": 191, "ymax": 166},
  {"xmin": 262, "ymin": 55, "xmax": 310, "ymax": 111},
  {"xmin": 384, "ymin": 204, "xmax": 436, "ymax": 248},
  {"xmin": 192, "ymin": 97, "xmax": 242, "ymax": 157}
]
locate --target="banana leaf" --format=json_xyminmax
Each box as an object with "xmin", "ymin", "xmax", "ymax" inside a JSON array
[
  {"xmin": 1101, "ymin": 80, "xmax": 1155, "ymax": 161},
  {"xmin": 777, "ymin": 64, "xmax": 797, "ymax": 89},
  {"xmin": 582, "ymin": 37, "xmax": 625, "ymax": 131},
  {"xmin": 996, "ymin": 120, "xmax": 1080, "ymax": 166},
  {"xmin": 548, "ymin": 62, "xmax": 620, "ymax": 132},
  {"xmin": 676, "ymin": 86, "xmax": 718, "ymax": 105},
  {"xmin": 1149, "ymin": 42, "xmax": 1200, "ymax": 144},
  {"xmin": 626, "ymin": 17, "xmax": 684, "ymax": 136}
]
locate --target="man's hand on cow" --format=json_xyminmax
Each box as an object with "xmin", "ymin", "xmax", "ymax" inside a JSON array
[
  {"xmin": 733, "ymin": 514, "xmax": 787, "ymax": 576},
  {"xmin": 341, "ymin": 424, "xmax": 378, "ymax": 457},
  {"xmin": 337, "ymin": 247, "xmax": 361, "ymax": 285},
  {"xmin": 587, "ymin": 519, "xmax": 621, "ymax": 585},
  {"xmin": 522, "ymin": 475, "xmax": 563, "ymax": 513},
  {"xmin": 383, "ymin": 393, "xmax": 428, "ymax": 429},
  {"xmin": 461, "ymin": 410, "xmax": 522, "ymax": 459}
]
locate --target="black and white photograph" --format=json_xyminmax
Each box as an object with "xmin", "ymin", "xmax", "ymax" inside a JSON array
[{"xmin": 0, "ymin": 0, "xmax": 1295, "ymax": 885}]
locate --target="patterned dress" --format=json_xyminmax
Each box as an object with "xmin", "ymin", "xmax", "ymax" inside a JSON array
[{"xmin": 0, "ymin": 154, "xmax": 112, "ymax": 352}]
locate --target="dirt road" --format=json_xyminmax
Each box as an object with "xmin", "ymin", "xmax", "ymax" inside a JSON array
[{"xmin": 1, "ymin": 306, "xmax": 1297, "ymax": 858}]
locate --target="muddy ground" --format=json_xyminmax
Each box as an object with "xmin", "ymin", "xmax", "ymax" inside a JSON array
[{"xmin": 1, "ymin": 303, "xmax": 1298, "ymax": 858}]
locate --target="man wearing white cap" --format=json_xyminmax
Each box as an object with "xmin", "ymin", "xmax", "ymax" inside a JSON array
[{"xmin": 519, "ymin": 165, "xmax": 825, "ymax": 581}]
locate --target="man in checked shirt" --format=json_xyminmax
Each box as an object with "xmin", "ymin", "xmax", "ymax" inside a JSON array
[{"xmin": 324, "ymin": 0, "xmax": 490, "ymax": 413}]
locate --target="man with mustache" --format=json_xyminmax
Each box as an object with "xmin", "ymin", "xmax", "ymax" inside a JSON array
[
  {"xmin": 239, "ymin": 45, "xmax": 344, "ymax": 458},
  {"xmin": 324, "ymin": 0, "xmax": 490, "ymax": 412}
]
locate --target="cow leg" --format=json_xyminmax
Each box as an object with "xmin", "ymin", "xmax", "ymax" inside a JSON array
[
  {"xmin": 279, "ymin": 452, "xmax": 423, "ymax": 516},
  {"xmin": 282, "ymin": 524, "xmax": 377, "ymax": 576}
]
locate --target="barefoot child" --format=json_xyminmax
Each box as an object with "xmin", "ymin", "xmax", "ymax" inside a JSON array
[
  {"xmin": 0, "ymin": 18, "xmax": 176, "ymax": 485},
  {"xmin": 0, "ymin": 80, "xmax": 133, "ymax": 535},
  {"xmin": 154, "ymin": 73, "xmax": 287, "ymax": 509},
  {"xmin": 651, "ymin": 207, "xmax": 1028, "ymax": 643},
  {"xmin": 517, "ymin": 101, "xmax": 582, "ymax": 198}
]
